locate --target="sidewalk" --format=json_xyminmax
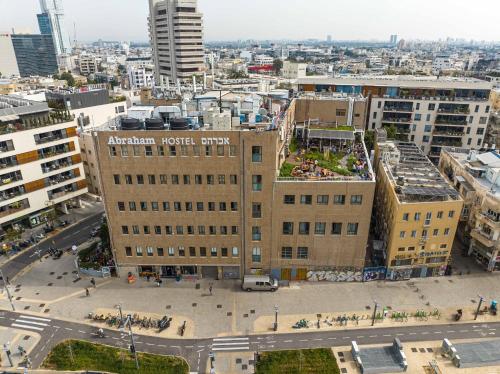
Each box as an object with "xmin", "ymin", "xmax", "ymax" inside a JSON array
[{"xmin": 0, "ymin": 327, "xmax": 40, "ymax": 370}]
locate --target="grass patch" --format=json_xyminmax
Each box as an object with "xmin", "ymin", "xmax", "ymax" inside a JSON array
[
  {"xmin": 303, "ymin": 151, "xmax": 352, "ymax": 176},
  {"xmin": 255, "ymin": 348, "xmax": 340, "ymax": 374},
  {"xmin": 289, "ymin": 137, "xmax": 299, "ymax": 153},
  {"xmin": 309, "ymin": 125, "xmax": 354, "ymax": 131},
  {"xmin": 43, "ymin": 340, "xmax": 188, "ymax": 374},
  {"xmin": 279, "ymin": 162, "xmax": 295, "ymax": 177}
]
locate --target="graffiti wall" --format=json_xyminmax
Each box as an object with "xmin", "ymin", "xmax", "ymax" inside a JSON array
[
  {"xmin": 363, "ymin": 267, "xmax": 387, "ymax": 282},
  {"xmin": 307, "ymin": 268, "xmax": 363, "ymax": 282}
]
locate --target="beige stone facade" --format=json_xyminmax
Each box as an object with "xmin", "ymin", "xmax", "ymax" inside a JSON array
[{"xmin": 95, "ymin": 98, "xmax": 375, "ymax": 280}]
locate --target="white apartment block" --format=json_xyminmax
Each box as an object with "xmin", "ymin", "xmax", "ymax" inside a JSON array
[
  {"xmin": 0, "ymin": 96, "xmax": 87, "ymax": 229},
  {"xmin": 439, "ymin": 149, "xmax": 500, "ymax": 271},
  {"xmin": 149, "ymin": 0, "xmax": 205, "ymax": 84},
  {"xmin": 78, "ymin": 55, "xmax": 98, "ymax": 76},
  {"xmin": 0, "ymin": 34, "xmax": 20, "ymax": 77},
  {"xmin": 432, "ymin": 55, "xmax": 453, "ymax": 75},
  {"xmin": 253, "ymin": 55, "xmax": 274, "ymax": 66},
  {"xmin": 295, "ymin": 76, "xmax": 495, "ymax": 162},
  {"xmin": 283, "ymin": 61, "xmax": 307, "ymax": 79},
  {"xmin": 127, "ymin": 65, "xmax": 155, "ymax": 89}
]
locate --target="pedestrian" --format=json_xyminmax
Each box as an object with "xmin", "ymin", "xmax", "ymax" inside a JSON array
[
  {"xmin": 209, "ymin": 283, "xmax": 213, "ymax": 296},
  {"xmin": 85, "ymin": 288, "xmax": 90, "ymax": 297},
  {"xmin": 146, "ymin": 274, "xmax": 151, "ymax": 282},
  {"xmin": 5, "ymin": 276, "xmax": 9, "ymax": 285},
  {"xmin": 90, "ymin": 277, "xmax": 96, "ymax": 288}
]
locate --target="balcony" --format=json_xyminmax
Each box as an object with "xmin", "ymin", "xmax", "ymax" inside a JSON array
[
  {"xmin": 0, "ymin": 112, "xmax": 75, "ymax": 136},
  {"xmin": 382, "ymin": 117, "xmax": 412, "ymax": 124},
  {"xmin": 0, "ymin": 185, "xmax": 26, "ymax": 202},
  {"xmin": 431, "ymin": 139, "xmax": 462, "ymax": 147},
  {"xmin": 383, "ymin": 102, "xmax": 413, "ymax": 113},
  {"xmin": 48, "ymin": 181, "xmax": 87, "ymax": 201},
  {"xmin": 0, "ymin": 156, "xmax": 17, "ymax": 170},
  {"xmin": 471, "ymin": 228, "xmax": 496, "ymax": 247},
  {"xmin": 37, "ymin": 142, "xmax": 73, "ymax": 160},
  {"xmin": 41, "ymin": 155, "xmax": 81, "ymax": 174},
  {"xmin": 0, "ymin": 140, "xmax": 14, "ymax": 153},
  {"xmin": 0, "ymin": 170, "xmax": 22, "ymax": 186},
  {"xmin": 432, "ymin": 129, "xmax": 465, "ymax": 137},
  {"xmin": 0, "ymin": 198, "xmax": 30, "ymax": 219},
  {"xmin": 435, "ymin": 116, "xmax": 467, "ymax": 126},
  {"xmin": 477, "ymin": 212, "xmax": 500, "ymax": 228},
  {"xmin": 35, "ymin": 129, "xmax": 69, "ymax": 145},
  {"xmin": 437, "ymin": 105, "xmax": 470, "ymax": 115}
]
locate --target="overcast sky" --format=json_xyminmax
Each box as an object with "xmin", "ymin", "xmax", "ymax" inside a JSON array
[{"xmin": 0, "ymin": 0, "xmax": 499, "ymax": 43}]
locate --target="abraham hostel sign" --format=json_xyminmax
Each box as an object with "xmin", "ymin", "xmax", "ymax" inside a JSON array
[{"xmin": 107, "ymin": 136, "xmax": 230, "ymax": 145}]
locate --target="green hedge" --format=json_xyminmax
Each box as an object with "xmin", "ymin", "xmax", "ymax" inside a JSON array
[{"xmin": 255, "ymin": 348, "xmax": 340, "ymax": 374}]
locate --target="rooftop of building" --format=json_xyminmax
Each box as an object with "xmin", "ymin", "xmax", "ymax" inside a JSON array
[
  {"xmin": 441, "ymin": 147, "xmax": 500, "ymax": 197},
  {"xmin": 45, "ymin": 84, "xmax": 108, "ymax": 96},
  {"xmin": 0, "ymin": 95, "xmax": 49, "ymax": 123},
  {"xmin": 296, "ymin": 75, "xmax": 493, "ymax": 90},
  {"xmin": 377, "ymin": 134, "xmax": 460, "ymax": 203}
]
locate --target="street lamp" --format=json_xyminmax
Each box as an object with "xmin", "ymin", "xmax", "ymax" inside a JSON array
[
  {"xmin": 0, "ymin": 269, "xmax": 15, "ymax": 311},
  {"xmin": 371, "ymin": 301, "xmax": 379, "ymax": 326},
  {"xmin": 115, "ymin": 304, "xmax": 139, "ymax": 369},
  {"xmin": 474, "ymin": 295, "xmax": 484, "ymax": 321},
  {"xmin": 274, "ymin": 305, "xmax": 279, "ymax": 332}
]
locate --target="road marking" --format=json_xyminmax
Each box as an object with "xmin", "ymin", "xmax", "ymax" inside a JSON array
[
  {"xmin": 197, "ymin": 345, "xmax": 205, "ymax": 348},
  {"xmin": 343, "ymin": 337, "xmax": 351, "ymax": 339},
  {"xmin": 489, "ymin": 332, "xmax": 496, "ymax": 335},
  {"xmin": 146, "ymin": 343, "xmax": 154, "ymax": 346},
  {"xmin": 409, "ymin": 333, "xmax": 417, "ymax": 335},
  {"xmin": 12, "ymin": 323, "xmax": 44, "ymax": 331},
  {"xmin": 459, "ymin": 330, "xmax": 469, "ymax": 333},
  {"xmin": 396, "ymin": 333, "xmax": 404, "ymax": 336},
  {"xmin": 434, "ymin": 331, "xmax": 442, "ymax": 334},
  {"xmin": 357, "ymin": 336, "xmax": 364, "ymax": 338},
  {"xmin": 299, "ymin": 339, "xmax": 309, "ymax": 342},
  {"xmin": 489, "ymin": 328, "xmax": 497, "ymax": 331},
  {"xmin": 212, "ymin": 342, "xmax": 251, "ymax": 346},
  {"xmin": 185, "ymin": 345, "xmax": 194, "ymax": 348},
  {"xmin": 212, "ymin": 337, "xmax": 250, "ymax": 352},
  {"xmin": 313, "ymin": 338, "xmax": 323, "ymax": 341},
  {"xmin": 383, "ymin": 334, "xmax": 391, "ymax": 337},
  {"xmin": 327, "ymin": 337, "xmax": 336, "ymax": 340},
  {"xmin": 284, "ymin": 340, "xmax": 293, "ymax": 343},
  {"xmin": 65, "ymin": 327, "xmax": 72, "ymax": 331},
  {"xmin": 213, "ymin": 337, "xmax": 249, "ymax": 341},
  {"xmin": 158, "ymin": 344, "xmax": 167, "ymax": 348},
  {"xmin": 78, "ymin": 330, "xmax": 86, "ymax": 334},
  {"xmin": 369, "ymin": 335, "xmax": 378, "ymax": 337},
  {"xmin": 421, "ymin": 332, "xmax": 429, "ymax": 335},
  {"xmin": 171, "ymin": 345, "xmax": 181, "ymax": 349},
  {"xmin": 19, "ymin": 315, "xmax": 51, "ymax": 322},
  {"xmin": 212, "ymin": 346, "xmax": 250, "ymax": 351},
  {"xmin": 112, "ymin": 337, "xmax": 119, "ymax": 340},
  {"xmin": 15, "ymin": 319, "xmax": 48, "ymax": 327},
  {"xmin": 448, "ymin": 330, "xmax": 456, "ymax": 333}
]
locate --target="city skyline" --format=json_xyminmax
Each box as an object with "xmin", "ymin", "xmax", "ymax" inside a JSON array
[{"xmin": 0, "ymin": 0, "xmax": 499, "ymax": 43}]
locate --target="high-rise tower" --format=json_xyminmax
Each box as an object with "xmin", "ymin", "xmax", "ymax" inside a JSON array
[{"xmin": 38, "ymin": 0, "xmax": 71, "ymax": 55}]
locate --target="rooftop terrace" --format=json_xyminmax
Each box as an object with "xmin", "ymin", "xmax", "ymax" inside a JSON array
[{"xmin": 379, "ymin": 140, "xmax": 460, "ymax": 202}]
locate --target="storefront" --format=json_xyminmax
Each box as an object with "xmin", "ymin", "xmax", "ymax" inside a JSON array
[{"xmin": 161, "ymin": 265, "xmax": 197, "ymax": 278}]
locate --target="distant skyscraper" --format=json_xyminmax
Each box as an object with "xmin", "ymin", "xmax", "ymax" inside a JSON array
[
  {"xmin": 38, "ymin": 0, "xmax": 71, "ymax": 55},
  {"xmin": 327, "ymin": 35, "xmax": 332, "ymax": 43},
  {"xmin": 11, "ymin": 34, "xmax": 58, "ymax": 77},
  {"xmin": 149, "ymin": 0, "xmax": 205, "ymax": 84},
  {"xmin": 390, "ymin": 34, "xmax": 398, "ymax": 45}
]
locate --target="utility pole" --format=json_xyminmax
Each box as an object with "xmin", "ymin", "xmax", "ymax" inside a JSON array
[
  {"xmin": 474, "ymin": 295, "xmax": 484, "ymax": 320},
  {"xmin": 0, "ymin": 269, "xmax": 15, "ymax": 311},
  {"xmin": 116, "ymin": 304, "xmax": 139, "ymax": 369},
  {"xmin": 371, "ymin": 301, "xmax": 378, "ymax": 326},
  {"xmin": 274, "ymin": 305, "xmax": 279, "ymax": 332},
  {"xmin": 3, "ymin": 343, "xmax": 13, "ymax": 367}
]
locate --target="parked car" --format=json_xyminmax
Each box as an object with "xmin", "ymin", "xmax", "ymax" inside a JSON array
[{"xmin": 242, "ymin": 275, "xmax": 279, "ymax": 292}]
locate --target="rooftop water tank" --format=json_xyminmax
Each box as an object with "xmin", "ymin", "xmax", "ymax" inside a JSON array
[
  {"xmin": 145, "ymin": 118, "xmax": 164, "ymax": 130},
  {"xmin": 169, "ymin": 118, "xmax": 190, "ymax": 131},
  {"xmin": 121, "ymin": 118, "xmax": 141, "ymax": 130}
]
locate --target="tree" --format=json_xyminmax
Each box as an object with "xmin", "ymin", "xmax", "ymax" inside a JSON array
[
  {"xmin": 364, "ymin": 131, "xmax": 375, "ymax": 152},
  {"xmin": 228, "ymin": 70, "xmax": 248, "ymax": 79},
  {"xmin": 386, "ymin": 125, "xmax": 397, "ymax": 140},
  {"xmin": 272, "ymin": 59, "xmax": 283, "ymax": 75},
  {"xmin": 5, "ymin": 227, "xmax": 22, "ymax": 243},
  {"xmin": 59, "ymin": 72, "xmax": 75, "ymax": 87}
]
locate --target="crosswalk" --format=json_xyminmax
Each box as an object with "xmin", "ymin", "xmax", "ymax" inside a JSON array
[
  {"xmin": 11, "ymin": 315, "xmax": 51, "ymax": 332},
  {"xmin": 211, "ymin": 337, "xmax": 250, "ymax": 351}
]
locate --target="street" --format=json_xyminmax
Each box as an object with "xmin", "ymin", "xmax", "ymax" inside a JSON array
[{"xmin": 1, "ymin": 309, "xmax": 499, "ymax": 373}]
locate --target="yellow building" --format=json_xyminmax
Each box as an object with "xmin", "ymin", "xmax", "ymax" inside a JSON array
[
  {"xmin": 490, "ymin": 88, "xmax": 500, "ymax": 111},
  {"xmin": 373, "ymin": 131, "xmax": 463, "ymax": 280}
]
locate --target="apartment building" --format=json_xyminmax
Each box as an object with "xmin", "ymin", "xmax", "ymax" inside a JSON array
[
  {"xmin": 11, "ymin": 34, "xmax": 59, "ymax": 78},
  {"xmin": 78, "ymin": 55, "xmax": 98, "ymax": 76},
  {"xmin": 149, "ymin": 0, "xmax": 205, "ymax": 84},
  {"xmin": 297, "ymin": 76, "xmax": 493, "ymax": 163},
  {"xmin": 0, "ymin": 95, "xmax": 87, "ymax": 230},
  {"xmin": 283, "ymin": 61, "xmax": 307, "ymax": 79},
  {"xmin": 94, "ymin": 97, "xmax": 375, "ymax": 280},
  {"xmin": 373, "ymin": 130, "xmax": 463, "ymax": 280},
  {"xmin": 127, "ymin": 65, "xmax": 155, "ymax": 90},
  {"xmin": 439, "ymin": 148, "xmax": 500, "ymax": 271}
]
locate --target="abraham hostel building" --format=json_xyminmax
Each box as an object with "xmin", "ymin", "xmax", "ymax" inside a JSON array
[{"xmin": 95, "ymin": 99, "xmax": 375, "ymax": 280}]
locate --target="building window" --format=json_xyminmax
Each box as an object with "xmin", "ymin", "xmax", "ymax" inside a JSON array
[
  {"xmin": 211, "ymin": 247, "xmax": 217, "ymax": 257},
  {"xmin": 166, "ymin": 226, "xmax": 173, "ymax": 235},
  {"xmin": 402, "ymin": 213, "xmax": 409, "ymax": 221},
  {"xmin": 411, "ymin": 230, "xmax": 417, "ymax": 238},
  {"xmin": 168, "ymin": 247, "xmax": 175, "ymax": 256},
  {"xmin": 248, "ymin": 202, "xmax": 260, "ymax": 218},
  {"xmin": 282, "ymin": 195, "xmax": 295, "ymax": 205},
  {"xmin": 195, "ymin": 174, "xmax": 202, "ymax": 184},
  {"xmin": 422, "ymin": 229, "xmax": 428, "ymax": 238},
  {"xmin": 428, "ymin": 103, "xmax": 435, "ymax": 111},
  {"xmin": 208, "ymin": 202, "xmax": 215, "ymax": 211},
  {"xmin": 252, "ymin": 247, "xmax": 261, "ymax": 262},
  {"xmin": 157, "ymin": 146, "xmax": 165, "ymax": 156},
  {"xmin": 414, "ymin": 113, "xmax": 421, "ymax": 121},
  {"xmin": 437, "ymin": 211, "xmax": 443, "ymax": 219},
  {"xmin": 137, "ymin": 175, "xmax": 144, "ymax": 184},
  {"xmin": 444, "ymin": 228, "xmax": 450, "ymax": 236},
  {"xmin": 148, "ymin": 175, "xmax": 156, "ymax": 184},
  {"xmin": 414, "ymin": 212, "xmax": 421, "ymax": 221},
  {"xmin": 229, "ymin": 145, "xmax": 237, "ymax": 156},
  {"xmin": 252, "ymin": 175, "xmax": 262, "ymax": 191},
  {"xmin": 197, "ymin": 202, "xmax": 204, "ymax": 211},
  {"xmin": 189, "ymin": 247, "xmax": 196, "ymax": 256},
  {"xmin": 143, "ymin": 226, "xmax": 150, "ymax": 234},
  {"xmin": 193, "ymin": 145, "xmax": 200, "ymax": 156},
  {"xmin": 186, "ymin": 202, "xmax": 193, "ymax": 211},
  {"xmin": 231, "ymin": 226, "xmax": 238, "ymax": 235},
  {"xmin": 146, "ymin": 246, "xmax": 154, "ymax": 256},
  {"xmin": 299, "ymin": 222, "xmax": 310, "ymax": 235},
  {"xmin": 350, "ymin": 195, "xmax": 363, "ymax": 205},
  {"xmin": 297, "ymin": 247, "xmax": 308, "ymax": 259},
  {"xmin": 169, "ymin": 146, "xmax": 176, "ymax": 156},
  {"xmin": 133, "ymin": 145, "xmax": 140, "ymax": 156},
  {"xmin": 132, "ymin": 225, "xmax": 139, "ymax": 235},
  {"xmin": 425, "ymin": 212, "xmax": 432, "ymax": 225},
  {"xmin": 398, "ymin": 247, "xmax": 405, "ymax": 252},
  {"xmin": 333, "ymin": 195, "xmax": 345, "ymax": 205},
  {"xmin": 140, "ymin": 202, "xmax": 148, "ymax": 211},
  {"xmin": 109, "ymin": 146, "xmax": 117, "ymax": 156},
  {"xmin": 232, "ymin": 247, "xmax": 239, "ymax": 256},
  {"xmin": 209, "ymin": 226, "xmax": 216, "ymax": 235},
  {"xmin": 315, "ymin": 222, "xmax": 326, "ymax": 235},
  {"xmin": 347, "ymin": 223, "xmax": 359, "ymax": 235},
  {"xmin": 157, "ymin": 248, "xmax": 164, "ymax": 257},
  {"xmin": 479, "ymin": 117, "xmax": 487, "ymax": 125},
  {"xmin": 113, "ymin": 175, "xmax": 121, "ymax": 184},
  {"xmin": 217, "ymin": 145, "xmax": 224, "ymax": 156},
  {"xmin": 448, "ymin": 210, "xmax": 455, "ymax": 218},
  {"xmin": 252, "ymin": 146, "xmax": 262, "ymax": 162},
  {"xmin": 218, "ymin": 175, "xmax": 225, "ymax": 184},
  {"xmin": 230, "ymin": 175, "xmax": 237, "ymax": 184},
  {"xmin": 220, "ymin": 226, "xmax": 227, "ymax": 235},
  {"xmin": 331, "ymin": 222, "xmax": 342, "ymax": 235},
  {"xmin": 205, "ymin": 145, "xmax": 212, "ymax": 156},
  {"xmin": 145, "ymin": 146, "xmax": 153, "ymax": 156},
  {"xmin": 433, "ymin": 229, "xmax": 439, "ymax": 236},
  {"xmin": 151, "ymin": 201, "xmax": 159, "ymax": 211},
  {"xmin": 219, "ymin": 202, "xmax": 226, "ymax": 211},
  {"xmin": 300, "ymin": 195, "xmax": 312, "ymax": 205},
  {"xmin": 207, "ymin": 175, "xmax": 214, "ymax": 185},
  {"xmin": 198, "ymin": 225, "xmax": 205, "ymax": 235},
  {"xmin": 160, "ymin": 174, "xmax": 167, "ymax": 184},
  {"xmin": 221, "ymin": 247, "xmax": 228, "ymax": 257},
  {"xmin": 399, "ymin": 231, "xmax": 405, "ymax": 238},
  {"xmin": 121, "ymin": 226, "xmax": 129, "ymax": 234},
  {"xmin": 317, "ymin": 195, "xmax": 329, "ymax": 205},
  {"xmin": 178, "ymin": 246, "xmax": 185, "ymax": 257},
  {"xmin": 281, "ymin": 247, "xmax": 292, "ymax": 259},
  {"xmin": 163, "ymin": 202, "xmax": 170, "ymax": 211},
  {"xmin": 181, "ymin": 145, "xmax": 188, "ymax": 156},
  {"xmin": 282, "ymin": 222, "xmax": 294, "ymax": 235},
  {"xmin": 136, "ymin": 246, "xmax": 143, "ymax": 256},
  {"xmin": 125, "ymin": 247, "xmax": 132, "ymax": 257},
  {"xmin": 183, "ymin": 175, "xmax": 190, "ymax": 184},
  {"xmin": 129, "ymin": 201, "xmax": 136, "ymax": 211},
  {"xmin": 125, "ymin": 175, "xmax": 132, "ymax": 184},
  {"xmin": 155, "ymin": 226, "xmax": 161, "ymax": 235},
  {"xmin": 174, "ymin": 202, "xmax": 182, "ymax": 211},
  {"xmin": 121, "ymin": 145, "xmax": 129, "ymax": 157},
  {"xmin": 252, "ymin": 226, "xmax": 261, "ymax": 241},
  {"xmin": 170, "ymin": 175, "xmax": 178, "ymax": 185},
  {"xmin": 200, "ymin": 247, "xmax": 207, "ymax": 257},
  {"xmin": 118, "ymin": 202, "xmax": 125, "ymax": 211},
  {"xmin": 176, "ymin": 225, "xmax": 183, "ymax": 235}
]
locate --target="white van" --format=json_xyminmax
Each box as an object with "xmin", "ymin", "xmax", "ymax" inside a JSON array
[{"xmin": 242, "ymin": 275, "xmax": 278, "ymax": 292}]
